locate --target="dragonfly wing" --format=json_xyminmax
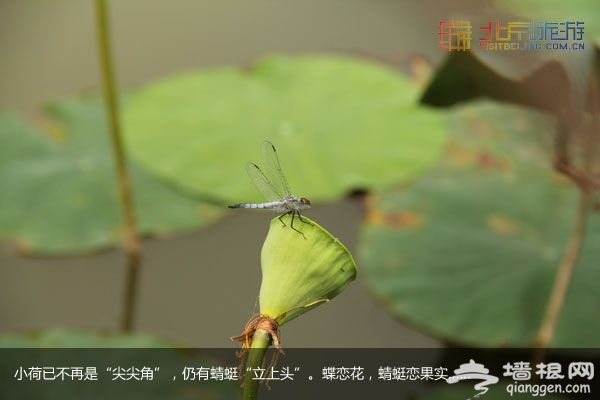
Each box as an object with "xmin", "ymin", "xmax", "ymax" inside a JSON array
[
  {"xmin": 246, "ymin": 162, "xmax": 281, "ymax": 202},
  {"xmin": 261, "ymin": 141, "xmax": 291, "ymax": 197}
]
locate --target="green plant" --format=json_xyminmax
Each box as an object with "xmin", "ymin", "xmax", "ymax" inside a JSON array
[{"xmin": 233, "ymin": 215, "xmax": 357, "ymax": 399}]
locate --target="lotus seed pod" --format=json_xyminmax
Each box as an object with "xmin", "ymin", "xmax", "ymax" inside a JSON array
[{"xmin": 259, "ymin": 214, "xmax": 357, "ymax": 325}]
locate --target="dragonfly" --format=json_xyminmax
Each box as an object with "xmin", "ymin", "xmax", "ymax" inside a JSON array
[{"xmin": 228, "ymin": 141, "xmax": 311, "ymax": 236}]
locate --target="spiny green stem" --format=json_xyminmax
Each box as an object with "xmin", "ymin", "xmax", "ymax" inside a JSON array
[
  {"xmin": 95, "ymin": 0, "xmax": 141, "ymax": 332},
  {"xmin": 242, "ymin": 329, "xmax": 272, "ymax": 400}
]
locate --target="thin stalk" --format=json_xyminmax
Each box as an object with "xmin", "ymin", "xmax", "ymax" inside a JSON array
[
  {"xmin": 534, "ymin": 190, "xmax": 591, "ymax": 349},
  {"xmin": 95, "ymin": 0, "xmax": 141, "ymax": 332},
  {"xmin": 242, "ymin": 329, "xmax": 272, "ymax": 400}
]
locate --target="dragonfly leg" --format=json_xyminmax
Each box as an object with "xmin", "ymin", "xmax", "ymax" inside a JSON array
[
  {"xmin": 297, "ymin": 212, "xmax": 308, "ymax": 224},
  {"xmin": 278, "ymin": 212, "xmax": 289, "ymax": 227},
  {"xmin": 289, "ymin": 211, "xmax": 306, "ymax": 239}
]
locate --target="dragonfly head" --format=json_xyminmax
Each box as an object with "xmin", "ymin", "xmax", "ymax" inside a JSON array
[{"xmin": 300, "ymin": 197, "xmax": 311, "ymax": 208}]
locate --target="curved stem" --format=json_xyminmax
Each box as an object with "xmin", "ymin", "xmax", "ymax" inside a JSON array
[
  {"xmin": 95, "ymin": 0, "xmax": 142, "ymax": 332},
  {"xmin": 242, "ymin": 329, "xmax": 272, "ymax": 400},
  {"xmin": 535, "ymin": 190, "xmax": 591, "ymax": 349}
]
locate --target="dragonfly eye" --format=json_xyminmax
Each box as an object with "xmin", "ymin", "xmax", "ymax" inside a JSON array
[{"xmin": 301, "ymin": 197, "xmax": 311, "ymax": 206}]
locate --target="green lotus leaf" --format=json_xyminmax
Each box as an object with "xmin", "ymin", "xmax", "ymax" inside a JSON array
[
  {"xmin": 359, "ymin": 101, "xmax": 600, "ymax": 346},
  {"xmin": 0, "ymin": 327, "xmax": 172, "ymax": 348},
  {"xmin": 0, "ymin": 97, "xmax": 223, "ymax": 255},
  {"xmin": 123, "ymin": 54, "xmax": 445, "ymax": 204},
  {"xmin": 259, "ymin": 215, "xmax": 357, "ymax": 325}
]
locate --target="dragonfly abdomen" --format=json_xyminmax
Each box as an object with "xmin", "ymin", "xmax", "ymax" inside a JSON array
[{"xmin": 228, "ymin": 201, "xmax": 283, "ymax": 210}]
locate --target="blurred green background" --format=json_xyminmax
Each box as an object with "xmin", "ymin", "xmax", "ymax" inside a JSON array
[
  {"xmin": 0, "ymin": 0, "xmax": 598, "ymax": 352},
  {"xmin": 0, "ymin": 0, "xmax": 458, "ymax": 347}
]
